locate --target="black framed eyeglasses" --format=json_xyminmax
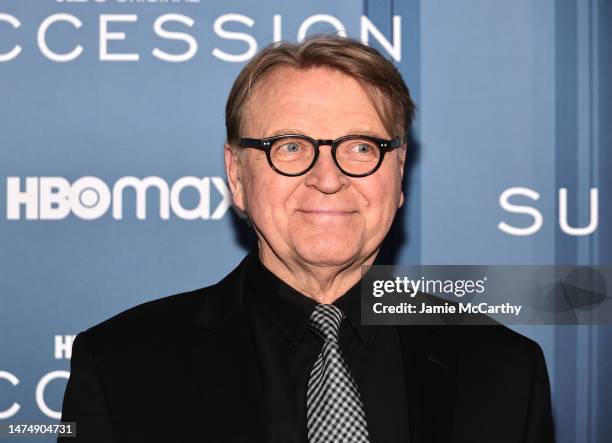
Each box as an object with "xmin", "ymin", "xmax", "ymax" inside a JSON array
[{"xmin": 238, "ymin": 134, "xmax": 404, "ymax": 177}]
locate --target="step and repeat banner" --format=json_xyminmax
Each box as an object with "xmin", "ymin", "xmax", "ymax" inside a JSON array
[{"xmin": 1, "ymin": 0, "xmax": 611, "ymax": 442}]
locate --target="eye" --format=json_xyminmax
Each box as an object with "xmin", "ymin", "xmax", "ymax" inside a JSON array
[
  {"xmin": 280, "ymin": 142, "xmax": 301, "ymax": 152},
  {"xmin": 348, "ymin": 142, "xmax": 377, "ymax": 154},
  {"xmin": 353, "ymin": 143, "xmax": 372, "ymax": 153}
]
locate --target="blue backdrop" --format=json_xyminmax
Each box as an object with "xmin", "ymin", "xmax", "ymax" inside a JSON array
[{"xmin": 1, "ymin": 0, "xmax": 610, "ymax": 442}]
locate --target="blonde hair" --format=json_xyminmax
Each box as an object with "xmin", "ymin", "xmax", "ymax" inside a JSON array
[{"xmin": 225, "ymin": 35, "xmax": 415, "ymax": 146}]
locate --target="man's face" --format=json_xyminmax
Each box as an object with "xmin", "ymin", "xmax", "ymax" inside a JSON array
[{"xmin": 225, "ymin": 66, "xmax": 406, "ymax": 268}]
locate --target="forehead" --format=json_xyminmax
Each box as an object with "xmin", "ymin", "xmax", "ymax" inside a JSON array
[{"xmin": 243, "ymin": 66, "xmax": 387, "ymax": 138}]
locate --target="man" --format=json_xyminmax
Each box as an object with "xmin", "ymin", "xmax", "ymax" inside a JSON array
[{"xmin": 59, "ymin": 36, "xmax": 554, "ymax": 442}]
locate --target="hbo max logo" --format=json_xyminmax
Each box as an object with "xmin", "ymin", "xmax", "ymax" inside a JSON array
[{"xmin": 5, "ymin": 176, "xmax": 230, "ymax": 220}]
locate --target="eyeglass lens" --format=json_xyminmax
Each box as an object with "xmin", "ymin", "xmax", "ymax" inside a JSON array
[{"xmin": 269, "ymin": 137, "xmax": 381, "ymax": 175}]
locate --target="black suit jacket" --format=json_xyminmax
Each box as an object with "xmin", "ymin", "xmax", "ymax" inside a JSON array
[{"xmin": 59, "ymin": 255, "xmax": 555, "ymax": 442}]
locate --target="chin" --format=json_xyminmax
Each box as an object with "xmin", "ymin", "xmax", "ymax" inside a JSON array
[{"xmin": 292, "ymin": 238, "xmax": 361, "ymax": 267}]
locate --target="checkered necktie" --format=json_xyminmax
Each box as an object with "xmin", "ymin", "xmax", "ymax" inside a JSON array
[{"xmin": 306, "ymin": 304, "xmax": 370, "ymax": 442}]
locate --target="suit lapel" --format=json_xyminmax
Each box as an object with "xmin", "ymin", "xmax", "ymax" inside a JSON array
[
  {"xmin": 178, "ymin": 254, "xmax": 268, "ymax": 441},
  {"xmin": 398, "ymin": 324, "xmax": 459, "ymax": 443},
  {"xmin": 194, "ymin": 254, "xmax": 250, "ymax": 331}
]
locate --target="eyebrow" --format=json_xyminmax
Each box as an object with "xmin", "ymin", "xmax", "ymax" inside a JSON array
[{"xmin": 266, "ymin": 128, "xmax": 388, "ymax": 138}]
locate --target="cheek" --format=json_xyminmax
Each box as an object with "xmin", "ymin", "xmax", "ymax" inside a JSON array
[
  {"xmin": 241, "ymin": 156, "xmax": 272, "ymax": 215},
  {"xmin": 361, "ymin": 176, "xmax": 402, "ymax": 229},
  {"xmin": 243, "ymin": 172, "xmax": 295, "ymax": 231}
]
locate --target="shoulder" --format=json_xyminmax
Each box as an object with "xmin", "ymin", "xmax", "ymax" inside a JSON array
[
  {"xmin": 80, "ymin": 285, "xmax": 214, "ymax": 349},
  {"xmin": 432, "ymin": 324, "xmax": 545, "ymax": 371},
  {"xmin": 408, "ymin": 292, "xmax": 545, "ymax": 364},
  {"xmin": 79, "ymin": 254, "xmax": 250, "ymax": 349},
  {"xmin": 398, "ymin": 321, "xmax": 544, "ymax": 371}
]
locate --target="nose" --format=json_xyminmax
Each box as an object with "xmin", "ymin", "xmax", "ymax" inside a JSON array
[{"xmin": 303, "ymin": 145, "xmax": 348, "ymax": 193}]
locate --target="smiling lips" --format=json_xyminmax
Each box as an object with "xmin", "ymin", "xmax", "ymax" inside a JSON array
[{"xmin": 298, "ymin": 209, "xmax": 357, "ymax": 216}]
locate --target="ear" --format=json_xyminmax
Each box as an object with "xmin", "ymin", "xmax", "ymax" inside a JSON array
[
  {"xmin": 224, "ymin": 143, "xmax": 246, "ymax": 213},
  {"xmin": 397, "ymin": 144, "xmax": 407, "ymax": 208},
  {"xmin": 397, "ymin": 144, "xmax": 407, "ymax": 178}
]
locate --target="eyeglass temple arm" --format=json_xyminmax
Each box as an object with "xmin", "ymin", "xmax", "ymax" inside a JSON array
[
  {"xmin": 238, "ymin": 138, "xmax": 267, "ymax": 150},
  {"xmin": 393, "ymin": 134, "xmax": 409, "ymax": 148}
]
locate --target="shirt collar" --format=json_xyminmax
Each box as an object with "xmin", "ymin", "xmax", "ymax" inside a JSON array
[
  {"xmin": 245, "ymin": 251, "xmax": 377, "ymax": 348},
  {"xmin": 333, "ymin": 278, "xmax": 377, "ymax": 347}
]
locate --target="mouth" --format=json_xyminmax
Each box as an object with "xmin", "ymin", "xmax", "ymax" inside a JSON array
[{"xmin": 297, "ymin": 209, "xmax": 357, "ymax": 216}]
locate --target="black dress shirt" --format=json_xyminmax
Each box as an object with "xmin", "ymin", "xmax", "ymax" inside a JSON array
[
  {"xmin": 244, "ymin": 251, "xmax": 411, "ymax": 442},
  {"xmin": 59, "ymin": 250, "xmax": 554, "ymax": 442}
]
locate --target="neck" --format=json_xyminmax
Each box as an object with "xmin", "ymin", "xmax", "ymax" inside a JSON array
[{"xmin": 257, "ymin": 242, "xmax": 378, "ymax": 304}]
